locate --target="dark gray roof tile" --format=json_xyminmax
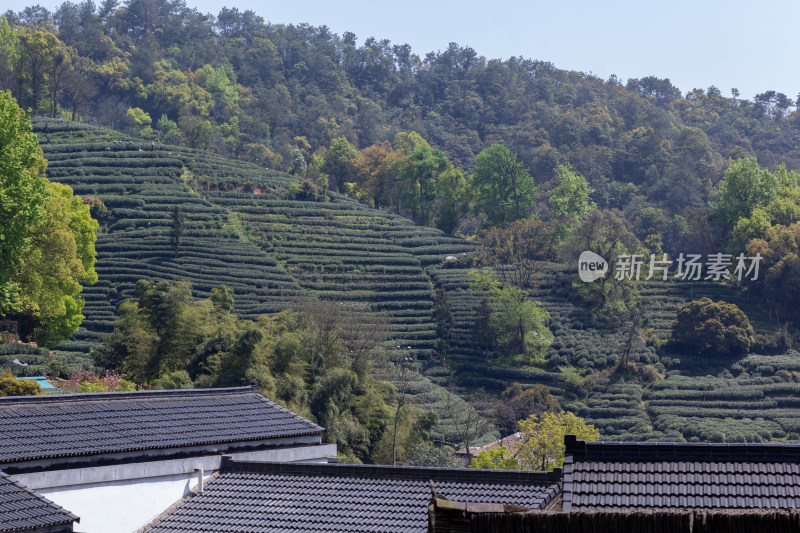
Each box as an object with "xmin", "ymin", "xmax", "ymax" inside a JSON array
[
  {"xmin": 0, "ymin": 386, "xmax": 322, "ymax": 464},
  {"xmin": 564, "ymin": 437, "xmax": 800, "ymax": 510},
  {"xmin": 143, "ymin": 459, "xmax": 562, "ymax": 533},
  {"xmin": 0, "ymin": 470, "xmax": 78, "ymax": 532}
]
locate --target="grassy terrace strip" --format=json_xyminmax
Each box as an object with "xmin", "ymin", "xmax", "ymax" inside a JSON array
[
  {"xmin": 426, "ymin": 263, "xmax": 662, "ymax": 371},
  {"xmin": 427, "ymin": 267, "xmax": 490, "ymax": 359},
  {"xmin": 0, "ymin": 343, "xmax": 93, "ymax": 378},
  {"xmin": 405, "ymin": 367, "xmax": 499, "ymax": 447},
  {"xmin": 427, "ymin": 261, "xmax": 800, "ymax": 445},
  {"xmin": 641, "ymin": 364, "xmax": 800, "ymax": 441},
  {"xmin": 197, "ymin": 182, "xmax": 475, "ymax": 358},
  {"xmin": 565, "ymin": 382, "xmax": 655, "ymax": 441}
]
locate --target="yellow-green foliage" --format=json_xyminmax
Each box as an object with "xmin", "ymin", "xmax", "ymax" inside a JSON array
[
  {"xmin": 16, "ymin": 181, "xmax": 98, "ymax": 346},
  {"xmin": 0, "ymin": 369, "xmax": 41, "ymax": 396},
  {"xmin": 0, "ymin": 92, "xmax": 97, "ymax": 347},
  {"xmin": 469, "ymin": 446, "xmax": 520, "ymax": 470},
  {"xmin": 0, "ymin": 90, "xmax": 49, "ymax": 313},
  {"xmin": 712, "ymin": 158, "xmax": 778, "ymax": 229},
  {"xmin": 514, "ymin": 411, "xmax": 600, "ymax": 471},
  {"xmin": 466, "ymin": 411, "xmax": 598, "ymax": 471}
]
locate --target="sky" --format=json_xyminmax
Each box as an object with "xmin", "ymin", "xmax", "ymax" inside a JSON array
[{"xmin": 26, "ymin": 0, "xmax": 800, "ymax": 101}]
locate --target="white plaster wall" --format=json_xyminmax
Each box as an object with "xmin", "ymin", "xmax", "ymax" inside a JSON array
[
  {"xmin": 37, "ymin": 472, "xmax": 207, "ymax": 533},
  {"xmin": 14, "ymin": 443, "xmax": 337, "ymax": 533}
]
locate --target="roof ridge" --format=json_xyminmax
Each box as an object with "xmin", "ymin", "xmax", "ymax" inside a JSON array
[
  {"xmin": 564, "ymin": 435, "xmax": 800, "ymax": 461},
  {"xmin": 0, "ymin": 385, "xmax": 324, "ymax": 464},
  {"xmin": 0, "ymin": 385, "xmax": 257, "ymax": 406},
  {"xmin": 220, "ymin": 457, "xmax": 563, "ymax": 483},
  {"xmin": 143, "ymin": 460, "xmax": 562, "ymax": 531},
  {"xmin": 252, "ymin": 394, "xmax": 324, "ymax": 432}
]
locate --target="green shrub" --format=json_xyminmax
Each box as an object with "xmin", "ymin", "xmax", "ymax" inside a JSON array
[
  {"xmin": 0, "ymin": 369, "xmax": 42, "ymax": 396},
  {"xmin": 671, "ymin": 298, "xmax": 755, "ymax": 357}
]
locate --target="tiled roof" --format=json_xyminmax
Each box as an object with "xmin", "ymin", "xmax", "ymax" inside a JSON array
[
  {"xmin": 143, "ymin": 458, "xmax": 563, "ymax": 532},
  {"xmin": 0, "ymin": 386, "xmax": 322, "ymax": 464},
  {"xmin": 562, "ymin": 435, "xmax": 800, "ymax": 510},
  {"xmin": 0, "ymin": 470, "xmax": 78, "ymax": 532}
]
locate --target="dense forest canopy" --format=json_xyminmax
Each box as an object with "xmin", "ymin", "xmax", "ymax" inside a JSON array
[{"xmin": 2, "ymin": 0, "xmax": 800, "ymax": 219}]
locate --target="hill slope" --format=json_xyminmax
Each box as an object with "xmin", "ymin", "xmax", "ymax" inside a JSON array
[
  {"xmin": 6, "ymin": 118, "xmax": 799, "ymax": 448},
  {"xmin": 34, "ymin": 118, "xmax": 473, "ymax": 353},
  {"xmin": 27, "ymin": 117, "xmax": 495, "ymax": 447}
]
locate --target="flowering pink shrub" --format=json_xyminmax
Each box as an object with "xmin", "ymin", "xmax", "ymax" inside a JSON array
[{"xmin": 62, "ymin": 366, "xmax": 136, "ymax": 393}]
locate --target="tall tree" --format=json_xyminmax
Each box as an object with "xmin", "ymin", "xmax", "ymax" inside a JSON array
[
  {"xmin": 435, "ymin": 166, "xmax": 467, "ymax": 234},
  {"xmin": 513, "ymin": 411, "xmax": 599, "ymax": 471},
  {"xmin": 397, "ymin": 142, "xmax": 449, "ymax": 225},
  {"xmin": 472, "ymin": 144, "xmax": 537, "ymax": 226},
  {"xmin": 563, "ymin": 209, "xmax": 642, "ymax": 315},
  {"xmin": 746, "ymin": 223, "xmax": 800, "ymax": 323},
  {"xmin": 351, "ymin": 140, "xmax": 402, "ymax": 207},
  {"xmin": 469, "ymin": 269, "xmax": 551, "ymax": 360},
  {"xmin": 0, "ymin": 90, "xmax": 49, "ymax": 313},
  {"xmin": 496, "ymin": 383, "xmax": 560, "ymax": 436},
  {"xmin": 549, "ymin": 163, "xmax": 596, "ymax": 220},
  {"xmin": 14, "ymin": 181, "xmax": 98, "ymax": 346},
  {"xmin": 0, "ymin": 92, "xmax": 97, "ymax": 344},
  {"xmin": 14, "ymin": 28, "xmax": 61, "ymax": 113},
  {"xmin": 322, "ymin": 136, "xmax": 359, "ymax": 193},
  {"xmin": 48, "ymin": 42, "xmax": 73, "ymax": 117},
  {"xmin": 712, "ymin": 158, "xmax": 778, "ymax": 230},
  {"xmin": 443, "ymin": 386, "xmax": 495, "ymax": 463},
  {"xmin": 0, "ymin": 16, "xmax": 19, "ymax": 88},
  {"xmin": 478, "ymin": 219, "xmax": 557, "ymax": 290}
]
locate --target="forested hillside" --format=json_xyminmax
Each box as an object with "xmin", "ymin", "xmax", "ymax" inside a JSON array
[
  {"xmin": 2, "ymin": 1, "xmax": 800, "ymax": 457},
  {"xmin": 2, "ymin": 2, "xmax": 800, "ymax": 220}
]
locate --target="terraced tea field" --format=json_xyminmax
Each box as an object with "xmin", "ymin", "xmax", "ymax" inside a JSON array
[
  {"xmin": 23, "ymin": 118, "xmax": 495, "ymax": 446},
  {"xmin": 201, "ymin": 192, "xmax": 473, "ymax": 356},
  {"xmin": 34, "ymin": 120, "xmax": 305, "ymax": 356}
]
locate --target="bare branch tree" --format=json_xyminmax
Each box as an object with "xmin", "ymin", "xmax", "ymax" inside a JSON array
[
  {"xmin": 338, "ymin": 303, "xmax": 389, "ymax": 379},
  {"xmin": 374, "ymin": 344, "xmax": 421, "ymax": 466},
  {"xmin": 444, "ymin": 384, "xmax": 496, "ymax": 463}
]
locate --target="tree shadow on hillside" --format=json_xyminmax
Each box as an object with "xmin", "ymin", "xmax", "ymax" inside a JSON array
[{"xmin": 657, "ymin": 343, "xmax": 746, "ymax": 377}]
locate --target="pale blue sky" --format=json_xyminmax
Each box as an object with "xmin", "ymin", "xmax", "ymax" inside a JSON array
[{"xmin": 27, "ymin": 0, "xmax": 800, "ymax": 101}]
